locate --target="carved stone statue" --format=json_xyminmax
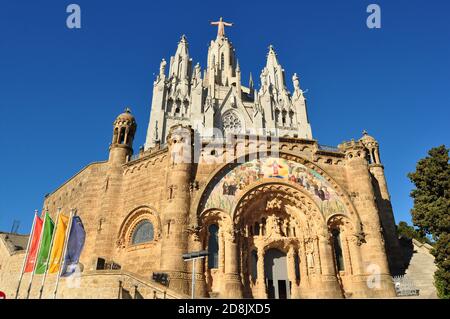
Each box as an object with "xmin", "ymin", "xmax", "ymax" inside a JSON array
[
  {"xmin": 305, "ymin": 238, "xmax": 315, "ymax": 269},
  {"xmin": 292, "ymin": 73, "xmax": 300, "ymax": 91},
  {"xmin": 210, "ymin": 17, "xmax": 233, "ymax": 38},
  {"xmin": 260, "ymin": 68, "xmax": 268, "ymax": 89},
  {"xmin": 266, "ymin": 214, "xmax": 282, "ymax": 237},
  {"xmin": 194, "ymin": 63, "xmax": 201, "ymax": 84},
  {"xmin": 159, "ymin": 58, "xmax": 167, "ymax": 77}
]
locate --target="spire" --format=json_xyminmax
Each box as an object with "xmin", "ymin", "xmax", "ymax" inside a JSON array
[
  {"xmin": 267, "ymin": 45, "xmax": 277, "ymax": 61},
  {"xmin": 266, "ymin": 45, "xmax": 280, "ymax": 68},
  {"xmin": 168, "ymin": 34, "xmax": 191, "ymax": 79},
  {"xmin": 263, "ymin": 44, "xmax": 287, "ymax": 93},
  {"xmin": 174, "ymin": 34, "xmax": 189, "ymax": 59},
  {"xmin": 206, "ymin": 19, "xmax": 238, "ymax": 88}
]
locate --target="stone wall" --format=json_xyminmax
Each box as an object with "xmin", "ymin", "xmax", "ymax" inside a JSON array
[{"xmin": 0, "ymin": 131, "xmax": 404, "ymax": 299}]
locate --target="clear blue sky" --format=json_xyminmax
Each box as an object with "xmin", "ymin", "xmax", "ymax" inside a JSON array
[{"xmin": 0, "ymin": 0, "xmax": 449, "ymax": 233}]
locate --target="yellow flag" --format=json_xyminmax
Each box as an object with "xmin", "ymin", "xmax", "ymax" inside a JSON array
[{"xmin": 48, "ymin": 213, "xmax": 69, "ymax": 273}]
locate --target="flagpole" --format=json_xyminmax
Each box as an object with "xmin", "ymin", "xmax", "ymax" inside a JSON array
[
  {"xmin": 14, "ymin": 210, "xmax": 38, "ymax": 299},
  {"xmin": 53, "ymin": 209, "xmax": 75, "ymax": 299},
  {"xmin": 26, "ymin": 210, "xmax": 47, "ymax": 299},
  {"xmin": 38, "ymin": 207, "xmax": 60, "ymax": 299}
]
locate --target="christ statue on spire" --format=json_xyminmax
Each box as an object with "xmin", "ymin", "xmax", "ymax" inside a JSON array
[{"xmin": 210, "ymin": 17, "xmax": 233, "ymax": 38}]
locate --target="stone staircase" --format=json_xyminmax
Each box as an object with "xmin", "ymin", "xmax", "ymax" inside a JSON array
[{"xmin": 398, "ymin": 239, "xmax": 438, "ymax": 299}]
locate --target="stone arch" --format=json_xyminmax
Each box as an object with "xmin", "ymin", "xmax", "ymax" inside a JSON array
[
  {"xmin": 116, "ymin": 205, "xmax": 161, "ymax": 249},
  {"xmin": 198, "ymin": 209, "xmax": 233, "ymax": 236},
  {"xmin": 230, "ymin": 180, "xmax": 330, "ymax": 277},
  {"xmin": 326, "ymin": 213, "xmax": 360, "ymax": 235},
  {"xmin": 193, "ymin": 151, "xmax": 361, "ymax": 228},
  {"xmin": 232, "ymin": 180, "xmax": 325, "ymax": 228},
  {"xmin": 326, "ymin": 213, "xmax": 364, "ymax": 284}
]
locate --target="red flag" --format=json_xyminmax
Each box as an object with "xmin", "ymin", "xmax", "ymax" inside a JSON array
[{"xmin": 24, "ymin": 215, "xmax": 43, "ymax": 273}]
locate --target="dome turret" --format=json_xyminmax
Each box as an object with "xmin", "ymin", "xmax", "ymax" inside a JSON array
[
  {"xmin": 109, "ymin": 107, "xmax": 137, "ymax": 164},
  {"xmin": 359, "ymin": 130, "xmax": 380, "ymax": 164}
]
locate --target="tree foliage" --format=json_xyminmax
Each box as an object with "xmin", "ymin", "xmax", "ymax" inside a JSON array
[
  {"xmin": 397, "ymin": 221, "xmax": 432, "ymax": 244},
  {"xmin": 408, "ymin": 145, "xmax": 450, "ymax": 299}
]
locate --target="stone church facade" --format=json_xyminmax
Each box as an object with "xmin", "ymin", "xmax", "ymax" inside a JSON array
[{"xmin": 0, "ymin": 21, "xmax": 404, "ymax": 299}]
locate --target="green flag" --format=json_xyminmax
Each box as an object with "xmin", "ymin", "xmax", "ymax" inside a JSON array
[{"xmin": 35, "ymin": 213, "xmax": 55, "ymax": 274}]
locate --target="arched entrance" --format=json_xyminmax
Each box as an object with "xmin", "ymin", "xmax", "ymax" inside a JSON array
[
  {"xmin": 264, "ymin": 248, "xmax": 289, "ymax": 299},
  {"xmin": 231, "ymin": 182, "xmax": 349, "ymax": 299},
  {"xmin": 194, "ymin": 151, "xmax": 365, "ymax": 298}
]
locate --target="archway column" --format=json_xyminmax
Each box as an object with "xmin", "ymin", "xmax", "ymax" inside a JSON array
[
  {"xmin": 254, "ymin": 245, "xmax": 267, "ymax": 298},
  {"xmin": 287, "ymin": 245, "xmax": 301, "ymax": 298},
  {"xmin": 299, "ymin": 238, "xmax": 309, "ymax": 289},
  {"xmin": 218, "ymin": 231, "xmax": 225, "ymax": 274},
  {"xmin": 346, "ymin": 234, "xmax": 371, "ymax": 297},
  {"xmin": 190, "ymin": 232, "xmax": 207, "ymax": 298},
  {"xmin": 347, "ymin": 234, "xmax": 363, "ymax": 275},
  {"xmin": 316, "ymin": 234, "xmax": 344, "ymax": 298},
  {"xmin": 223, "ymin": 232, "xmax": 243, "ymax": 298}
]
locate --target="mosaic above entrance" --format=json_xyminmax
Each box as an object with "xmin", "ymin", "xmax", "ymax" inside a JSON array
[{"xmin": 202, "ymin": 157, "xmax": 347, "ymax": 218}]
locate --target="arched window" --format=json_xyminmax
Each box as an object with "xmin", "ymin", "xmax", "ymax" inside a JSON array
[
  {"xmin": 221, "ymin": 53, "xmax": 225, "ymax": 70},
  {"xmin": 275, "ymin": 109, "xmax": 280, "ymax": 125},
  {"xmin": 294, "ymin": 252, "xmax": 300, "ymax": 281},
  {"xmin": 125, "ymin": 128, "xmax": 130, "ymax": 144},
  {"xmin": 208, "ymin": 224, "xmax": 219, "ymax": 269},
  {"xmin": 131, "ymin": 220, "xmax": 154, "ymax": 245},
  {"xmin": 332, "ymin": 229, "xmax": 345, "ymax": 271},
  {"xmin": 254, "ymin": 222, "xmax": 260, "ymax": 236},
  {"xmin": 174, "ymin": 99, "xmax": 181, "ymax": 116},
  {"xmin": 282, "ymin": 110, "xmax": 287, "ymax": 126},
  {"xmin": 118, "ymin": 127, "xmax": 125, "ymax": 144}
]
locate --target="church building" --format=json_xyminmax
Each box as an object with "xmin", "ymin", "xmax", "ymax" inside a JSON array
[{"xmin": 0, "ymin": 18, "xmax": 404, "ymax": 299}]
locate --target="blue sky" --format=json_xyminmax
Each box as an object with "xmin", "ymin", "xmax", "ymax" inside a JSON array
[{"xmin": 0, "ymin": 0, "xmax": 449, "ymax": 233}]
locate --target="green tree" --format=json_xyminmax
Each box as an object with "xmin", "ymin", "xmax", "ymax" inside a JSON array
[
  {"xmin": 408, "ymin": 145, "xmax": 450, "ymax": 299},
  {"xmin": 397, "ymin": 221, "xmax": 431, "ymax": 244}
]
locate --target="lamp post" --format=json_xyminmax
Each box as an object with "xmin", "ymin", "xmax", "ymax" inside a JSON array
[{"xmin": 182, "ymin": 250, "xmax": 209, "ymax": 299}]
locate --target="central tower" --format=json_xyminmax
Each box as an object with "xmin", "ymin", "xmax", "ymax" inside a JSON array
[{"xmin": 144, "ymin": 18, "xmax": 313, "ymax": 150}]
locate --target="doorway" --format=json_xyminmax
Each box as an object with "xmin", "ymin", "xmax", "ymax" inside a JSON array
[{"xmin": 264, "ymin": 248, "xmax": 289, "ymax": 299}]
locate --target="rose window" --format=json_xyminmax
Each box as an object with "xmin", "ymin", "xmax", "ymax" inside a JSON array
[{"xmin": 223, "ymin": 112, "xmax": 242, "ymax": 135}]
